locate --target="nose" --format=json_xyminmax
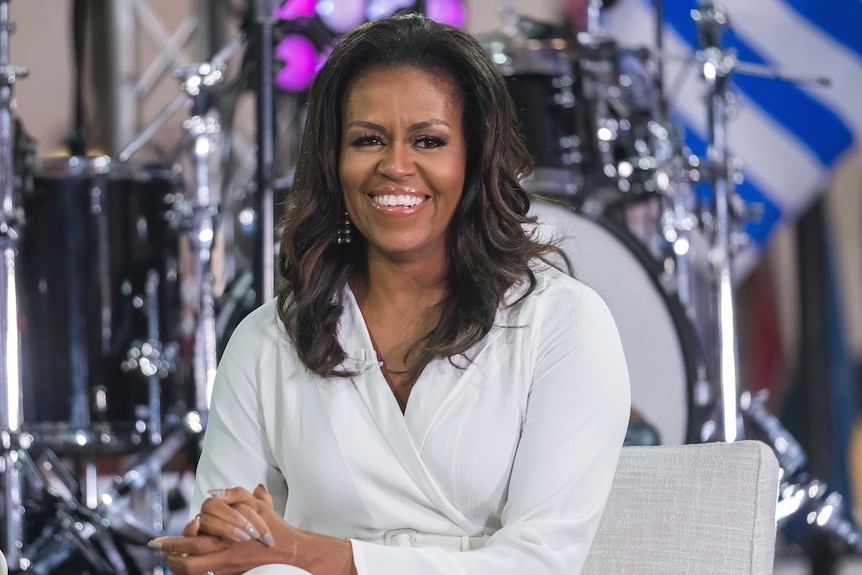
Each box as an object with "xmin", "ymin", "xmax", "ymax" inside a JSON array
[{"xmin": 377, "ymin": 141, "xmax": 415, "ymax": 180}]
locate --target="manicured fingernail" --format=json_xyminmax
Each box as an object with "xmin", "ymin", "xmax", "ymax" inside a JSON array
[
  {"xmin": 263, "ymin": 533, "xmax": 275, "ymax": 548},
  {"xmin": 147, "ymin": 539, "xmax": 163, "ymax": 550},
  {"xmin": 233, "ymin": 527, "xmax": 252, "ymax": 541},
  {"xmin": 208, "ymin": 489, "xmax": 226, "ymax": 497},
  {"xmin": 258, "ymin": 483, "xmax": 268, "ymax": 492},
  {"xmin": 245, "ymin": 522, "xmax": 261, "ymax": 539}
]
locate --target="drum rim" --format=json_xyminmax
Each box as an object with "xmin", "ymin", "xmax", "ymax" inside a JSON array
[
  {"xmin": 35, "ymin": 155, "xmax": 112, "ymax": 178},
  {"xmin": 34, "ymin": 155, "xmax": 180, "ymax": 184}
]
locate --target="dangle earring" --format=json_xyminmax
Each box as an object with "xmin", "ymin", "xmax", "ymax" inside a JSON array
[{"xmin": 336, "ymin": 211, "xmax": 353, "ymax": 245}]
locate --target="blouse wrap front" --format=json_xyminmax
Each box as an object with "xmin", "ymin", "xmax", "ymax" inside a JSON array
[{"xmin": 192, "ymin": 266, "xmax": 631, "ymax": 575}]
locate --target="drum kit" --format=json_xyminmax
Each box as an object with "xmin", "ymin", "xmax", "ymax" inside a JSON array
[
  {"xmin": 0, "ymin": 1, "xmax": 239, "ymax": 572},
  {"xmin": 481, "ymin": 0, "xmax": 862, "ymax": 559},
  {"xmin": 0, "ymin": 0, "xmax": 857, "ymax": 572}
]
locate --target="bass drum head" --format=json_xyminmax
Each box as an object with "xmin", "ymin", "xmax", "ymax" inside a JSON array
[{"xmin": 528, "ymin": 199, "xmax": 698, "ymax": 445}]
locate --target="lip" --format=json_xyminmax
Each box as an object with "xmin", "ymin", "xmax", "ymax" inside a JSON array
[{"xmin": 367, "ymin": 188, "xmax": 430, "ymax": 215}]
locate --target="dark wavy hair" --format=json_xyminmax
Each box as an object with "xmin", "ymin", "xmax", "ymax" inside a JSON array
[{"xmin": 276, "ymin": 13, "xmax": 566, "ymax": 380}]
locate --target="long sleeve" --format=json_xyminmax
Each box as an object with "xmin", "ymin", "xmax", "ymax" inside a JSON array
[{"xmin": 191, "ymin": 303, "xmax": 290, "ymax": 516}]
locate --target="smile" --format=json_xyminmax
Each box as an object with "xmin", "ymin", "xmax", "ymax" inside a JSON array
[{"xmin": 370, "ymin": 194, "xmax": 429, "ymax": 208}]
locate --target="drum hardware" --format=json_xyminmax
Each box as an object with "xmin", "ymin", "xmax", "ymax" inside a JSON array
[
  {"xmin": 741, "ymin": 391, "xmax": 862, "ymax": 553},
  {"xmin": 5, "ymin": 26, "xmax": 244, "ymax": 575},
  {"xmin": 0, "ymin": 0, "xmax": 29, "ymax": 568},
  {"xmin": 585, "ymin": 0, "xmax": 602, "ymax": 39},
  {"xmin": 180, "ymin": 93, "xmax": 224, "ymax": 417},
  {"xmin": 651, "ymin": 121, "xmax": 702, "ymax": 321},
  {"xmin": 686, "ymin": 2, "xmax": 817, "ymax": 440},
  {"xmin": 682, "ymin": 3, "xmax": 862, "ymax": 556},
  {"xmin": 688, "ymin": 2, "xmax": 744, "ymax": 443},
  {"xmin": 122, "ymin": 268, "xmax": 180, "ymax": 446},
  {"xmin": 481, "ymin": 26, "xmax": 586, "ymax": 200},
  {"xmin": 20, "ymin": 413, "xmax": 204, "ymax": 573},
  {"xmin": 252, "ymin": 0, "xmax": 279, "ymax": 307},
  {"xmin": 576, "ymin": 41, "xmax": 667, "ymax": 204},
  {"xmin": 20, "ymin": 155, "xmax": 183, "ymax": 448},
  {"xmin": 118, "ymin": 32, "xmax": 245, "ymax": 417}
]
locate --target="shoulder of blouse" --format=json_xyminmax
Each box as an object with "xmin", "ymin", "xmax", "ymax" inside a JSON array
[
  {"xmin": 504, "ymin": 262, "xmax": 587, "ymax": 306},
  {"xmin": 221, "ymin": 298, "xmax": 285, "ymax": 359},
  {"xmin": 501, "ymin": 264, "xmax": 615, "ymax": 330}
]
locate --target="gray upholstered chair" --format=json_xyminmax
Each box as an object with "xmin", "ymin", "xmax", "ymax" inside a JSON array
[{"xmin": 583, "ymin": 440, "xmax": 779, "ymax": 575}]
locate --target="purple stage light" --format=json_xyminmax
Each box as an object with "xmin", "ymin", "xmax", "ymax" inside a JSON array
[
  {"xmin": 274, "ymin": 0, "xmax": 317, "ymax": 20},
  {"xmin": 317, "ymin": 0, "xmax": 367, "ymax": 33},
  {"xmin": 426, "ymin": 0, "xmax": 465, "ymax": 27},
  {"xmin": 275, "ymin": 34, "xmax": 319, "ymax": 92},
  {"xmin": 365, "ymin": 0, "xmax": 413, "ymax": 21}
]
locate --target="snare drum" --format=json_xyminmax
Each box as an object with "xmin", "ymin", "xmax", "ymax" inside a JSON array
[
  {"xmin": 529, "ymin": 198, "xmax": 710, "ymax": 445},
  {"xmin": 19, "ymin": 156, "xmax": 182, "ymax": 450}
]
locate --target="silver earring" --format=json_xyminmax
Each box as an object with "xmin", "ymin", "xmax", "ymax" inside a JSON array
[{"xmin": 337, "ymin": 211, "xmax": 353, "ymax": 245}]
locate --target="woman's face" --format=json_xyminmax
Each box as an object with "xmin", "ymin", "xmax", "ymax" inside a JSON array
[{"xmin": 339, "ymin": 65, "xmax": 467, "ymax": 265}]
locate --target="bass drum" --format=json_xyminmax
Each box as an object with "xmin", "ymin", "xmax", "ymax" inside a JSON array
[{"xmin": 528, "ymin": 198, "xmax": 704, "ymax": 445}]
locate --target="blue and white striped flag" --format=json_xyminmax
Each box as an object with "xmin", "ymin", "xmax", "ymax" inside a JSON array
[{"xmin": 603, "ymin": 0, "xmax": 862, "ymax": 245}]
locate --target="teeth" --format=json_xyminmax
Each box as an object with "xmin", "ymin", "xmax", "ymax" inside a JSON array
[{"xmin": 373, "ymin": 194, "xmax": 425, "ymax": 207}]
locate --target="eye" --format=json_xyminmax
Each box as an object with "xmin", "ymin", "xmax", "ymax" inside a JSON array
[
  {"xmin": 350, "ymin": 134, "xmax": 384, "ymax": 147},
  {"xmin": 414, "ymin": 135, "xmax": 447, "ymax": 149}
]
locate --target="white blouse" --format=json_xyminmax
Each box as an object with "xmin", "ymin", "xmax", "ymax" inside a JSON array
[{"xmin": 192, "ymin": 266, "xmax": 631, "ymax": 575}]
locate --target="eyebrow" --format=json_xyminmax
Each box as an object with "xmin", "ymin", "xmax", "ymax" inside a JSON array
[{"xmin": 346, "ymin": 119, "xmax": 451, "ymax": 131}]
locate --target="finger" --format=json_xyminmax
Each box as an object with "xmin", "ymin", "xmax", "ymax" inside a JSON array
[
  {"xmin": 148, "ymin": 534, "xmax": 231, "ymax": 556},
  {"xmin": 199, "ymin": 499, "xmax": 265, "ymax": 544},
  {"xmin": 181, "ymin": 514, "xmax": 201, "ymax": 537},
  {"xmin": 163, "ymin": 553, "xmax": 192, "ymax": 575},
  {"xmin": 166, "ymin": 551, "xmax": 234, "ymax": 575},
  {"xmin": 252, "ymin": 483, "xmax": 274, "ymax": 507},
  {"xmin": 206, "ymin": 485, "xmax": 256, "ymax": 505},
  {"xmin": 231, "ymin": 502, "xmax": 274, "ymax": 548}
]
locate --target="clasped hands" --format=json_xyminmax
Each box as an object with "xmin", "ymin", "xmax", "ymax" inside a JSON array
[{"xmin": 148, "ymin": 484, "xmax": 296, "ymax": 575}]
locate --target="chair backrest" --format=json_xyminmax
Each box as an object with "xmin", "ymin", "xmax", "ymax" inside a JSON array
[{"xmin": 582, "ymin": 440, "xmax": 779, "ymax": 575}]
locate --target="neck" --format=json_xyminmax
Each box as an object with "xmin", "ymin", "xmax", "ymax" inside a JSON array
[{"xmin": 355, "ymin": 249, "xmax": 449, "ymax": 307}]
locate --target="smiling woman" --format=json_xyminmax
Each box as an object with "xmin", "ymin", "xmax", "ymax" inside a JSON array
[
  {"xmin": 148, "ymin": 13, "xmax": 630, "ymax": 575},
  {"xmin": 338, "ymin": 66, "xmax": 469, "ymax": 403}
]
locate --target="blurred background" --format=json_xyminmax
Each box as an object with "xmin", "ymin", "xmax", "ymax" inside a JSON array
[{"xmin": 2, "ymin": 0, "xmax": 861, "ymax": 573}]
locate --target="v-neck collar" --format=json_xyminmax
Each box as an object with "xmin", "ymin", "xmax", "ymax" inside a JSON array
[
  {"xmin": 337, "ymin": 286, "xmax": 486, "ymax": 534},
  {"xmin": 339, "ymin": 286, "xmax": 504, "ymax": 447}
]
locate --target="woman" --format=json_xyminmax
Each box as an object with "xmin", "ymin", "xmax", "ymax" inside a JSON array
[{"xmin": 151, "ymin": 13, "xmax": 630, "ymax": 575}]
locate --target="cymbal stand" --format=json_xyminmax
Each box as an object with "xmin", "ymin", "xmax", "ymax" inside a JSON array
[
  {"xmin": 692, "ymin": 2, "xmax": 742, "ymax": 442},
  {"xmin": 688, "ymin": 4, "xmax": 862, "ymax": 557},
  {"xmin": 177, "ymin": 61, "xmax": 225, "ymax": 414},
  {"xmin": 118, "ymin": 33, "xmax": 243, "ymax": 412},
  {"xmin": 0, "ymin": 0, "xmax": 28, "ymax": 569}
]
